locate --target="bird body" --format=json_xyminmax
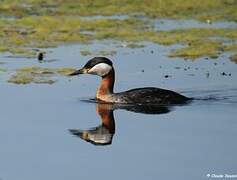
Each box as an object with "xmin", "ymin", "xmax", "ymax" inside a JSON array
[{"xmin": 69, "ymin": 57, "xmax": 191, "ymax": 105}]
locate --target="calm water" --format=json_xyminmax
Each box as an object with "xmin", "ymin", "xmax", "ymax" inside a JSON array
[{"xmin": 0, "ymin": 41, "xmax": 237, "ymax": 180}]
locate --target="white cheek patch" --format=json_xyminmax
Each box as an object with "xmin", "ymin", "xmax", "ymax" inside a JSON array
[{"xmin": 88, "ymin": 63, "xmax": 112, "ymax": 76}]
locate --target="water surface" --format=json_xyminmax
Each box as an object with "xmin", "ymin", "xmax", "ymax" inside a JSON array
[{"xmin": 0, "ymin": 41, "xmax": 236, "ymax": 180}]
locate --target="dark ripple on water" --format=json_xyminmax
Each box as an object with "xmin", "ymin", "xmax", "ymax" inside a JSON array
[{"xmin": 184, "ymin": 88, "xmax": 237, "ymax": 105}]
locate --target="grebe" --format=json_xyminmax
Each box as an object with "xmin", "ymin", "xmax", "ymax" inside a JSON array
[{"xmin": 69, "ymin": 57, "xmax": 191, "ymax": 104}]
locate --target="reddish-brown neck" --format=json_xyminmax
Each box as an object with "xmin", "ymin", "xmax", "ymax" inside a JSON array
[
  {"xmin": 96, "ymin": 68, "xmax": 115, "ymax": 99},
  {"xmin": 97, "ymin": 106, "xmax": 115, "ymax": 134}
]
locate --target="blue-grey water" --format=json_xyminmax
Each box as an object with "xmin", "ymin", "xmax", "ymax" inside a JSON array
[{"xmin": 0, "ymin": 39, "xmax": 237, "ymax": 180}]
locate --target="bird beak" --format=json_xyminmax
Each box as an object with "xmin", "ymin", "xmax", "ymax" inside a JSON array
[{"xmin": 68, "ymin": 68, "xmax": 88, "ymax": 76}]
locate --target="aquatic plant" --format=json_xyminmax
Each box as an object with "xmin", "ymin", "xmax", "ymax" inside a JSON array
[
  {"xmin": 8, "ymin": 66, "xmax": 76, "ymax": 84},
  {"xmin": 0, "ymin": 0, "xmax": 236, "ymax": 60}
]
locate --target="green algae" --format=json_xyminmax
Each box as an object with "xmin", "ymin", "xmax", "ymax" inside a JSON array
[
  {"xmin": 56, "ymin": 68, "xmax": 77, "ymax": 76},
  {"xmin": 169, "ymin": 41, "xmax": 223, "ymax": 59},
  {"xmin": 147, "ymin": 28, "xmax": 237, "ymax": 59},
  {"xmin": 80, "ymin": 50, "xmax": 92, "ymax": 56},
  {"xmin": 126, "ymin": 43, "xmax": 145, "ymax": 48},
  {"xmin": 1, "ymin": 0, "xmax": 237, "ymax": 21},
  {"xmin": 0, "ymin": 16, "xmax": 144, "ymax": 56},
  {"xmin": 8, "ymin": 74, "xmax": 53, "ymax": 84},
  {"xmin": 230, "ymin": 54, "xmax": 237, "ymax": 63},
  {"xmin": 223, "ymin": 44, "xmax": 237, "ymax": 51},
  {"xmin": 99, "ymin": 50, "xmax": 117, "ymax": 56},
  {"xmin": 0, "ymin": 67, "xmax": 7, "ymax": 72},
  {"xmin": 8, "ymin": 66, "xmax": 76, "ymax": 84},
  {"xmin": 1, "ymin": 16, "xmax": 237, "ymax": 59},
  {"xmin": 0, "ymin": 0, "xmax": 237, "ymax": 60},
  {"xmin": 80, "ymin": 49, "xmax": 117, "ymax": 56},
  {"xmin": 93, "ymin": 27, "xmax": 237, "ymax": 59}
]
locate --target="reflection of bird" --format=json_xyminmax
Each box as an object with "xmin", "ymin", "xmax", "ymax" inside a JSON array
[
  {"xmin": 69, "ymin": 102, "xmax": 170, "ymax": 146},
  {"xmin": 69, "ymin": 57, "xmax": 191, "ymax": 105},
  {"xmin": 69, "ymin": 103, "xmax": 115, "ymax": 146}
]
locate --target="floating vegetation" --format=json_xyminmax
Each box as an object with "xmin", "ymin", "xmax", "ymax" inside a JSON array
[
  {"xmin": 56, "ymin": 68, "xmax": 77, "ymax": 76},
  {"xmin": 0, "ymin": 16, "xmax": 144, "ymax": 56},
  {"xmin": 0, "ymin": 67, "xmax": 7, "ymax": 72},
  {"xmin": 230, "ymin": 54, "xmax": 237, "ymax": 63},
  {"xmin": 0, "ymin": 0, "xmax": 236, "ymax": 21},
  {"xmin": 8, "ymin": 73, "xmax": 55, "ymax": 84},
  {"xmin": 8, "ymin": 66, "xmax": 76, "ymax": 84},
  {"xmin": 169, "ymin": 40, "xmax": 222, "ymax": 59},
  {"xmin": 0, "ymin": 0, "xmax": 236, "ymax": 60},
  {"xmin": 80, "ymin": 50, "xmax": 92, "ymax": 56},
  {"xmin": 125, "ymin": 43, "xmax": 145, "ymax": 48},
  {"xmin": 80, "ymin": 49, "xmax": 117, "ymax": 56}
]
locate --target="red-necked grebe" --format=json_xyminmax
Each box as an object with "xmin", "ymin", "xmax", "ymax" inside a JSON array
[{"xmin": 69, "ymin": 57, "xmax": 191, "ymax": 105}]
